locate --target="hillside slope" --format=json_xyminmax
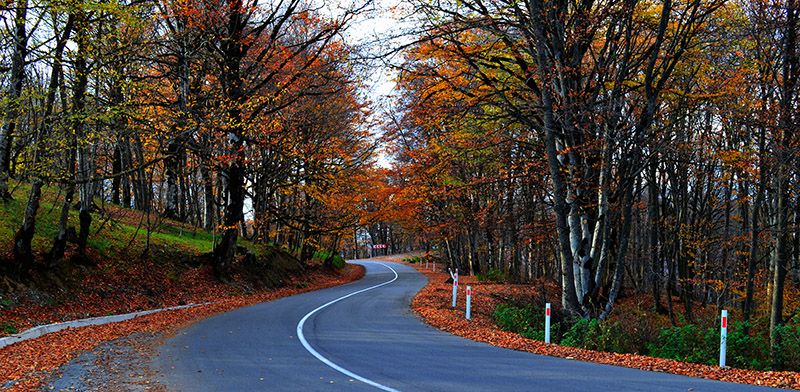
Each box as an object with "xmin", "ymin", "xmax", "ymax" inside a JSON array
[{"xmin": 0, "ymin": 183, "xmax": 332, "ymax": 336}]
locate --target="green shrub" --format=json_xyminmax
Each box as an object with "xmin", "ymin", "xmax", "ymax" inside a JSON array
[
  {"xmin": 313, "ymin": 250, "xmax": 333, "ymax": 261},
  {"xmin": 477, "ymin": 268, "xmax": 507, "ymax": 283},
  {"xmin": 494, "ymin": 303, "xmax": 544, "ymax": 339},
  {"xmin": 773, "ymin": 324, "xmax": 800, "ymax": 370},
  {"xmin": 562, "ymin": 319, "xmax": 633, "ymax": 354},
  {"xmin": 722, "ymin": 322, "xmax": 770, "ymax": 370},
  {"xmin": 2, "ymin": 323, "xmax": 17, "ymax": 335},
  {"xmin": 646, "ymin": 324, "xmax": 718, "ymax": 365},
  {"xmin": 402, "ymin": 256, "xmax": 422, "ymax": 264},
  {"xmin": 330, "ymin": 255, "xmax": 346, "ymax": 269},
  {"xmin": 311, "ymin": 250, "xmax": 346, "ymax": 269}
]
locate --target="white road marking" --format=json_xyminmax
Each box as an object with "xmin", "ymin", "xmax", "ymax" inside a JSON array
[{"xmin": 296, "ymin": 262, "xmax": 401, "ymax": 392}]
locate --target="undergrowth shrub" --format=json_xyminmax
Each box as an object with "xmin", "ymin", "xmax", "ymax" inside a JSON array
[
  {"xmin": 725, "ymin": 322, "xmax": 770, "ymax": 370},
  {"xmin": 607, "ymin": 306, "xmax": 662, "ymax": 354},
  {"xmin": 312, "ymin": 250, "xmax": 346, "ymax": 269},
  {"xmin": 646, "ymin": 324, "xmax": 718, "ymax": 365},
  {"xmin": 402, "ymin": 256, "xmax": 422, "ymax": 264},
  {"xmin": 774, "ymin": 324, "xmax": 800, "ymax": 370},
  {"xmin": 494, "ymin": 303, "xmax": 544, "ymax": 340},
  {"xmin": 561, "ymin": 319, "xmax": 633, "ymax": 354},
  {"xmin": 330, "ymin": 255, "xmax": 346, "ymax": 269},
  {"xmin": 492, "ymin": 297, "xmax": 795, "ymax": 371},
  {"xmin": 2, "ymin": 322, "xmax": 17, "ymax": 334}
]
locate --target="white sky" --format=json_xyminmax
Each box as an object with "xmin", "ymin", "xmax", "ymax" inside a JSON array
[{"xmin": 324, "ymin": 0, "xmax": 414, "ymax": 168}]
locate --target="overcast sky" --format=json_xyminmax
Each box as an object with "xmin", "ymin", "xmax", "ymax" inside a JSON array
[
  {"xmin": 324, "ymin": 0, "xmax": 415, "ymax": 167},
  {"xmin": 328, "ymin": 0, "xmax": 412, "ymax": 104}
]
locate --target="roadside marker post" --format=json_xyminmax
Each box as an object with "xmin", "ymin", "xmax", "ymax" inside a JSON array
[
  {"xmin": 466, "ymin": 286, "xmax": 472, "ymax": 320},
  {"xmin": 449, "ymin": 268, "xmax": 458, "ymax": 308},
  {"xmin": 545, "ymin": 303, "xmax": 551, "ymax": 344},
  {"xmin": 720, "ymin": 310, "xmax": 728, "ymax": 368}
]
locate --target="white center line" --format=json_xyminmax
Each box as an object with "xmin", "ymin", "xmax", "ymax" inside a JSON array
[{"xmin": 296, "ymin": 261, "xmax": 401, "ymax": 392}]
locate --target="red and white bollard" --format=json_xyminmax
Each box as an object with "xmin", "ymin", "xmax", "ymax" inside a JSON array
[
  {"xmin": 545, "ymin": 303, "xmax": 551, "ymax": 344},
  {"xmin": 449, "ymin": 268, "xmax": 458, "ymax": 308},
  {"xmin": 466, "ymin": 286, "xmax": 472, "ymax": 320},
  {"xmin": 720, "ymin": 309, "xmax": 728, "ymax": 367}
]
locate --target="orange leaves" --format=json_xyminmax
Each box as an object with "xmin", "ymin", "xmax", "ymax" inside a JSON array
[
  {"xmin": 404, "ymin": 261, "xmax": 800, "ymax": 390},
  {"xmin": 0, "ymin": 264, "xmax": 366, "ymax": 391}
]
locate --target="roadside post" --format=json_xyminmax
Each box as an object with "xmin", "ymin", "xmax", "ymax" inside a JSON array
[
  {"xmin": 449, "ymin": 268, "xmax": 458, "ymax": 308},
  {"xmin": 720, "ymin": 310, "xmax": 727, "ymax": 367},
  {"xmin": 466, "ymin": 286, "xmax": 472, "ymax": 320},
  {"xmin": 545, "ymin": 303, "xmax": 551, "ymax": 344}
]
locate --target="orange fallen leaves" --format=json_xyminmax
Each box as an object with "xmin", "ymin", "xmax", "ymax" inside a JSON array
[
  {"xmin": 0, "ymin": 264, "xmax": 365, "ymax": 391},
  {"xmin": 404, "ymin": 262, "xmax": 800, "ymax": 390}
]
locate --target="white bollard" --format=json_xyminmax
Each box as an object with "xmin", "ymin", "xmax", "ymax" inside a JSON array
[
  {"xmin": 545, "ymin": 303, "xmax": 551, "ymax": 344},
  {"xmin": 426, "ymin": 259, "xmax": 429, "ymax": 269},
  {"xmin": 720, "ymin": 309, "xmax": 728, "ymax": 367},
  {"xmin": 466, "ymin": 286, "xmax": 472, "ymax": 320}
]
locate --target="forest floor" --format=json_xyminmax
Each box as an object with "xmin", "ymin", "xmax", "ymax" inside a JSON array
[{"xmin": 397, "ymin": 258, "xmax": 800, "ymax": 390}]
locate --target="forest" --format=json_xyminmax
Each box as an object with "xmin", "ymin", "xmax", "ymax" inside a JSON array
[
  {"xmin": 0, "ymin": 0, "xmax": 396, "ymax": 276},
  {"xmin": 1, "ymin": 0, "xmax": 799, "ymax": 378},
  {"xmin": 386, "ymin": 0, "xmax": 800, "ymax": 370}
]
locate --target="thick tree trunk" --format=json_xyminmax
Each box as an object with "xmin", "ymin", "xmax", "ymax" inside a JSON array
[
  {"xmin": 526, "ymin": 0, "xmax": 581, "ymax": 313},
  {"xmin": 214, "ymin": 155, "xmax": 245, "ymax": 276},
  {"xmin": 13, "ymin": 182, "xmax": 41, "ymax": 267}
]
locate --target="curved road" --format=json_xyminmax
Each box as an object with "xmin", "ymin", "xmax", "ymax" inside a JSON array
[{"xmin": 155, "ymin": 261, "xmax": 779, "ymax": 391}]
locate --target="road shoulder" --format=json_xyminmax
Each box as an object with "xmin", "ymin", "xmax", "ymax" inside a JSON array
[{"xmin": 401, "ymin": 260, "xmax": 800, "ymax": 390}]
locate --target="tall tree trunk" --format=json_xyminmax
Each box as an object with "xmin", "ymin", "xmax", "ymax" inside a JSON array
[
  {"xmin": 70, "ymin": 8, "xmax": 91, "ymax": 258},
  {"xmin": 0, "ymin": 0, "xmax": 29, "ymax": 200},
  {"xmin": 13, "ymin": 182, "xmax": 41, "ymax": 269},
  {"xmin": 648, "ymin": 160, "xmax": 664, "ymax": 312},
  {"xmin": 201, "ymin": 161, "xmax": 214, "ymax": 230},
  {"xmin": 15, "ymin": 15, "xmax": 74, "ymax": 266},
  {"xmin": 212, "ymin": 4, "xmax": 247, "ymax": 276},
  {"xmin": 599, "ymin": 169, "xmax": 635, "ymax": 320},
  {"xmin": 769, "ymin": 0, "xmax": 797, "ymax": 367},
  {"xmin": 743, "ymin": 127, "xmax": 766, "ymax": 331},
  {"xmin": 527, "ymin": 5, "xmax": 581, "ymax": 313}
]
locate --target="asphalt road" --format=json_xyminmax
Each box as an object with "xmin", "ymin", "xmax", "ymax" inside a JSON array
[{"xmin": 155, "ymin": 260, "xmax": 780, "ymax": 392}]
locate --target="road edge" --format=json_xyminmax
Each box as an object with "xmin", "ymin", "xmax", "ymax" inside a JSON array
[
  {"xmin": 402, "ymin": 261, "xmax": 799, "ymax": 390},
  {"xmin": 1, "ymin": 264, "xmax": 366, "ymax": 391}
]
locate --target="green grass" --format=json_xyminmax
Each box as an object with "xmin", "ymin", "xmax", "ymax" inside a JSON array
[{"xmin": 0, "ymin": 182, "xmax": 217, "ymax": 259}]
